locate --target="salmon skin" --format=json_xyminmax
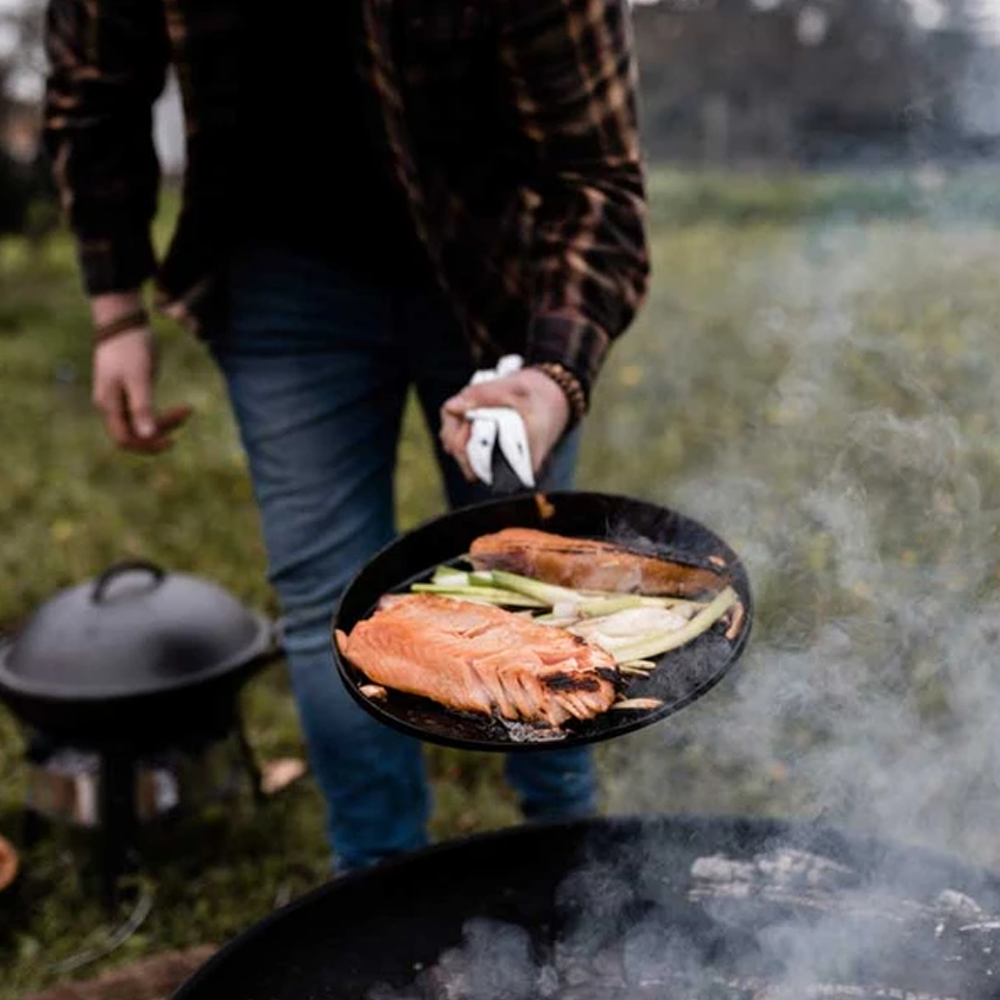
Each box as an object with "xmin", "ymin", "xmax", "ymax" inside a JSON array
[
  {"xmin": 336, "ymin": 594, "xmax": 618, "ymax": 729},
  {"xmin": 468, "ymin": 528, "xmax": 727, "ymax": 598}
]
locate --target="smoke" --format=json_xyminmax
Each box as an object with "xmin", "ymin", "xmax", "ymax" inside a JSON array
[
  {"xmin": 368, "ymin": 840, "xmax": 1000, "ymax": 998},
  {"xmin": 599, "ymin": 220, "xmax": 1000, "ymax": 875},
  {"xmin": 376, "ymin": 177, "xmax": 1000, "ymax": 1000},
  {"xmin": 359, "ymin": 208, "xmax": 1000, "ymax": 1000}
]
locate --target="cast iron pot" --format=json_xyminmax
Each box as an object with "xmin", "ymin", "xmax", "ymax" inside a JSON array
[
  {"xmin": 171, "ymin": 814, "xmax": 1000, "ymax": 1000},
  {"xmin": 0, "ymin": 560, "xmax": 280, "ymax": 750}
]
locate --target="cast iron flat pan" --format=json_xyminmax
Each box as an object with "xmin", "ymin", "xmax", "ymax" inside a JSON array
[{"xmin": 333, "ymin": 491, "xmax": 753, "ymax": 752}]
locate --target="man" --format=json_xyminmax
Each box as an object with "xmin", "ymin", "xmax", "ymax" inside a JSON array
[{"xmin": 43, "ymin": 0, "xmax": 650, "ymax": 871}]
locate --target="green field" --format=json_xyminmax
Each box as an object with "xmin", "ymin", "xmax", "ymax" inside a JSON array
[{"xmin": 3, "ymin": 169, "xmax": 1000, "ymax": 995}]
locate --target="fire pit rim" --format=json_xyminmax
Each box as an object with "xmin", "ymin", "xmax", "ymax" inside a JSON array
[{"xmin": 168, "ymin": 811, "xmax": 1000, "ymax": 1000}]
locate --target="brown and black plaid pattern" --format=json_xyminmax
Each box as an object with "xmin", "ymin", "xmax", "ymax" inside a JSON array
[{"xmin": 43, "ymin": 0, "xmax": 650, "ymax": 401}]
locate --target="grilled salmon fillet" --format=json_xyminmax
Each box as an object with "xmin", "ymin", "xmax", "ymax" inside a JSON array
[
  {"xmin": 335, "ymin": 594, "xmax": 618, "ymax": 728},
  {"xmin": 468, "ymin": 528, "xmax": 727, "ymax": 597}
]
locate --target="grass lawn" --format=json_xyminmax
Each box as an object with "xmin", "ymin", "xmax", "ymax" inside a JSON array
[{"xmin": 4, "ymin": 168, "xmax": 1000, "ymax": 994}]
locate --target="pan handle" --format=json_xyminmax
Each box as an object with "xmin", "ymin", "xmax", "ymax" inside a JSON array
[
  {"xmin": 91, "ymin": 560, "xmax": 167, "ymax": 604},
  {"xmin": 486, "ymin": 453, "xmax": 535, "ymax": 498}
]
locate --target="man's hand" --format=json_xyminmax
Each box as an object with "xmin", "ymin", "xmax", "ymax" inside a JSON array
[
  {"xmin": 439, "ymin": 367, "xmax": 571, "ymax": 483},
  {"xmin": 92, "ymin": 323, "xmax": 191, "ymax": 454}
]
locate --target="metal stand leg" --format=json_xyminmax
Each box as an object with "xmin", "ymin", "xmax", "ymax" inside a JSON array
[
  {"xmin": 22, "ymin": 732, "xmax": 51, "ymax": 850},
  {"xmin": 99, "ymin": 749, "xmax": 136, "ymax": 913},
  {"xmin": 234, "ymin": 713, "xmax": 264, "ymax": 805},
  {"xmin": 22, "ymin": 808, "xmax": 43, "ymax": 850}
]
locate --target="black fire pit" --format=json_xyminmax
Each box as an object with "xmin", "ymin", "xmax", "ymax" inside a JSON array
[
  {"xmin": 171, "ymin": 815, "xmax": 1000, "ymax": 1000},
  {"xmin": 0, "ymin": 560, "xmax": 281, "ymax": 906}
]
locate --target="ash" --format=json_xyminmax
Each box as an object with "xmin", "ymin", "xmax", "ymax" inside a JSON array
[
  {"xmin": 497, "ymin": 719, "xmax": 567, "ymax": 744},
  {"xmin": 688, "ymin": 846, "xmax": 1000, "ymax": 941},
  {"xmin": 369, "ymin": 848, "xmax": 1000, "ymax": 1000}
]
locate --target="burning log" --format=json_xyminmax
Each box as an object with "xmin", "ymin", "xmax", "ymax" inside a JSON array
[
  {"xmin": 688, "ymin": 848, "xmax": 1000, "ymax": 935},
  {"xmin": 387, "ymin": 849, "xmax": 1000, "ymax": 1000},
  {"xmin": 686, "ymin": 848, "xmax": 1000, "ymax": 995}
]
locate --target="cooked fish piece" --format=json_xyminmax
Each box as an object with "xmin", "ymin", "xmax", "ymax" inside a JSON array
[
  {"xmin": 335, "ymin": 594, "xmax": 618, "ymax": 728},
  {"xmin": 468, "ymin": 528, "xmax": 727, "ymax": 597}
]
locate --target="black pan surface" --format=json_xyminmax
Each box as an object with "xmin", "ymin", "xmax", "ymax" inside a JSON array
[{"xmin": 332, "ymin": 491, "xmax": 753, "ymax": 751}]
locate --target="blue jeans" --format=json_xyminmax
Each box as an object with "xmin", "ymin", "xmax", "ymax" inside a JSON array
[{"xmin": 209, "ymin": 245, "xmax": 597, "ymax": 871}]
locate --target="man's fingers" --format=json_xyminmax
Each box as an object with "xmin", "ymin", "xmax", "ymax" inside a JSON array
[
  {"xmin": 95, "ymin": 391, "xmax": 191, "ymax": 454},
  {"xmin": 451, "ymin": 422, "xmax": 475, "ymax": 482},
  {"xmin": 156, "ymin": 404, "xmax": 194, "ymax": 434},
  {"xmin": 438, "ymin": 413, "xmax": 465, "ymax": 459},
  {"xmin": 91, "ymin": 326, "xmax": 177, "ymax": 454},
  {"xmin": 113, "ymin": 404, "xmax": 193, "ymax": 455},
  {"xmin": 441, "ymin": 377, "xmax": 534, "ymax": 484},
  {"xmin": 443, "ymin": 380, "xmax": 526, "ymax": 417},
  {"xmin": 124, "ymin": 369, "xmax": 157, "ymax": 439},
  {"xmin": 439, "ymin": 405, "xmax": 464, "ymax": 436},
  {"xmin": 439, "ymin": 411, "xmax": 476, "ymax": 482},
  {"xmin": 96, "ymin": 385, "xmax": 133, "ymax": 448},
  {"xmin": 440, "ymin": 367, "xmax": 571, "ymax": 485},
  {"xmin": 120, "ymin": 406, "xmax": 193, "ymax": 454}
]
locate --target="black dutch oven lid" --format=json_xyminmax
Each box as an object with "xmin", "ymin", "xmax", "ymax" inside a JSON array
[{"xmin": 0, "ymin": 561, "xmax": 276, "ymax": 701}]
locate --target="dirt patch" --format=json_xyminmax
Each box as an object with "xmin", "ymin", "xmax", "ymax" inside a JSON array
[{"xmin": 18, "ymin": 946, "xmax": 217, "ymax": 1000}]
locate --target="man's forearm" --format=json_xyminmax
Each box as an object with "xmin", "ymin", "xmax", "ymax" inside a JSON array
[
  {"xmin": 43, "ymin": 0, "xmax": 169, "ymax": 302},
  {"xmin": 496, "ymin": 0, "xmax": 650, "ymax": 403}
]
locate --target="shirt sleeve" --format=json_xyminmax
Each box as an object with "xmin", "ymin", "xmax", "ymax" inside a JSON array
[
  {"xmin": 494, "ymin": 0, "xmax": 651, "ymax": 404},
  {"xmin": 42, "ymin": 0, "xmax": 170, "ymax": 296}
]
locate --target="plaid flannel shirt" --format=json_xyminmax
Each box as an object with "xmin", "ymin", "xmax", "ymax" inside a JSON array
[{"xmin": 43, "ymin": 0, "xmax": 650, "ymax": 401}]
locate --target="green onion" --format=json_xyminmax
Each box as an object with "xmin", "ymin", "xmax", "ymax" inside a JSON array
[
  {"xmin": 488, "ymin": 570, "xmax": 582, "ymax": 606},
  {"xmin": 610, "ymin": 697, "xmax": 664, "ymax": 711},
  {"xmin": 410, "ymin": 583, "xmax": 546, "ymax": 608},
  {"xmin": 646, "ymin": 596, "xmax": 707, "ymax": 614},
  {"xmin": 619, "ymin": 660, "xmax": 658, "ymax": 671},
  {"xmin": 577, "ymin": 595, "xmax": 647, "ymax": 618},
  {"xmin": 610, "ymin": 587, "xmax": 739, "ymax": 664},
  {"xmin": 431, "ymin": 567, "xmax": 469, "ymax": 587},
  {"xmin": 619, "ymin": 664, "xmax": 654, "ymax": 677},
  {"xmin": 578, "ymin": 590, "xmax": 708, "ymax": 617}
]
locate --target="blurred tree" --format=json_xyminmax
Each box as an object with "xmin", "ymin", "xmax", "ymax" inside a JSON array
[
  {"xmin": 632, "ymin": 0, "xmax": 989, "ymax": 165},
  {"xmin": 0, "ymin": 0, "xmax": 57, "ymax": 241}
]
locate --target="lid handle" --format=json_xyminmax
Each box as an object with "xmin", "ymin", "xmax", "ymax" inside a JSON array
[{"xmin": 91, "ymin": 560, "xmax": 166, "ymax": 604}]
